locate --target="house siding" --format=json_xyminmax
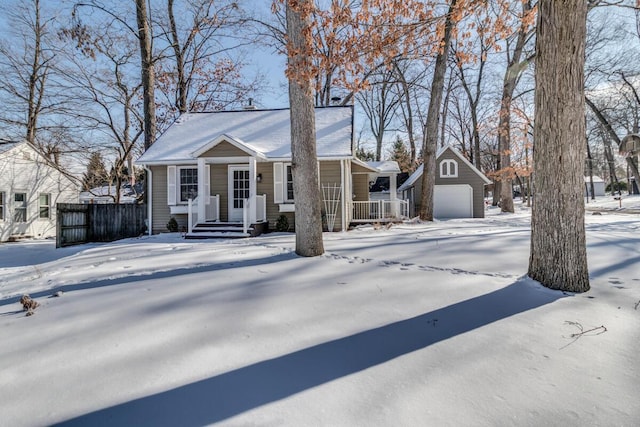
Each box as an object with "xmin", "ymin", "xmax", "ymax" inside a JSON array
[
  {"xmin": 254, "ymin": 161, "xmax": 345, "ymax": 232},
  {"xmin": 0, "ymin": 143, "xmax": 79, "ymax": 242},
  {"xmin": 210, "ymin": 164, "xmax": 229, "ymax": 221},
  {"xmin": 150, "ymin": 165, "xmax": 177, "ymax": 233},
  {"xmin": 200, "ymin": 141, "xmax": 248, "ymax": 158},
  {"xmin": 435, "ymin": 148, "xmax": 486, "ymax": 218},
  {"xmin": 404, "ymin": 148, "xmax": 487, "ymax": 218},
  {"xmin": 352, "ymin": 175, "xmax": 369, "ymax": 202}
]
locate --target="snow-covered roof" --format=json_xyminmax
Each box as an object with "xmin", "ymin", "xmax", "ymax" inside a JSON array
[
  {"xmin": 0, "ymin": 140, "xmax": 21, "ymax": 154},
  {"xmin": 398, "ymin": 145, "xmax": 491, "ymax": 192},
  {"xmin": 79, "ymin": 186, "xmax": 138, "ymax": 204},
  {"xmin": 584, "ymin": 176, "xmax": 604, "ymax": 183},
  {"xmin": 137, "ymin": 106, "xmax": 354, "ymax": 165},
  {"xmin": 366, "ymin": 161, "xmax": 401, "ymax": 174}
]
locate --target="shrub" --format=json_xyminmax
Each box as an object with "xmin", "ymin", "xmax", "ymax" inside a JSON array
[
  {"xmin": 166, "ymin": 217, "xmax": 179, "ymax": 232},
  {"xmin": 275, "ymin": 214, "xmax": 289, "ymax": 232}
]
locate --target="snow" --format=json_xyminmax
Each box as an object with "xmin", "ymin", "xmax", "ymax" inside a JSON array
[
  {"xmin": 0, "ymin": 201, "xmax": 639, "ymax": 426},
  {"xmin": 136, "ymin": 106, "xmax": 354, "ymax": 164}
]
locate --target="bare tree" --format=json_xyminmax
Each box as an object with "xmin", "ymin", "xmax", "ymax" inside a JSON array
[
  {"xmin": 158, "ymin": 0, "xmax": 259, "ymax": 127},
  {"xmin": 528, "ymin": 0, "xmax": 590, "ymax": 292},
  {"xmin": 356, "ymin": 67, "xmax": 402, "ymax": 161},
  {"xmin": 419, "ymin": 0, "xmax": 458, "ymax": 221},
  {"xmin": 495, "ymin": 0, "xmax": 534, "ymax": 213},
  {"xmin": 135, "ymin": 0, "xmax": 156, "ymax": 150},
  {"xmin": 0, "ymin": 0, "xmax": 68, "ymax": 162}
]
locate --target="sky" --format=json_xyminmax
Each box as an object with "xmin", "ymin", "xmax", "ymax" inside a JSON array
[{"xmin": 1, "ymin": 197, "xmax": 639, "ymax": 426}]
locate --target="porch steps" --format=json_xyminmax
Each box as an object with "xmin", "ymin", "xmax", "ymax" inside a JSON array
[{"xmin": 184, "ymin": 221, "xmax": 268, "ymax": 239}]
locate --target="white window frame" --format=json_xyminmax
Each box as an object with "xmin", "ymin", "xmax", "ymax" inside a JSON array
[
  {"xmin": 273, "ymin": 162, "xmax": 293, "ymax": 204},
  {"xmin": 440, "ymin": 159, "xmax": 458, "ymax": 178},
  {"xmin": 14, "ymin": 192, "xmax": 27, "ymax": 222},
  {"xmin": 178, "ymin": 166, "xmax": 198, "ymax": 204},
  {"xmin": 0, "ymin": 191, "xmax": 5, "ymax": 221},
  {"xmin": 284, "ymin": 163, "xmax": 294, "ymax": 202},
  {"xmin": 38, "ymin": 193, "xmax": 51, "ymax": 219}
]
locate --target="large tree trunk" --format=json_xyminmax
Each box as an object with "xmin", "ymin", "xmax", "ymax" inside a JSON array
[
  {"xmin": 136, "ymin": 0, "xmax": 157, "ymax": 150},
  {"xmin": 419, "ymin": 0, "xmax": 457, "ymax": 221},
  {"xmin": 497, "ymin": 1, "xmax": 532, "ymax": 213},
  {"xmin": 285, "ymin": 1, "xmax": 324, "ymax": 257},
  {"xmin": 528, "ymin": 0, "xmax": 589, "ymax": 292}
]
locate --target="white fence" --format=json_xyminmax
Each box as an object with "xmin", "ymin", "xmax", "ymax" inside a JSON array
[{"xmin": 351, "ymin": 199, "xmax": 410, "ymax": 223}]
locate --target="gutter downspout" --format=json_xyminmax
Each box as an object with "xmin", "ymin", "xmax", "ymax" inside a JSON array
[
  {"xmin": 143, "ymin": 166, "xmax": 153, "ymax": 236},
  {"xmin": 341, "ymin": 159, "xmax": 346, "ymax": 232}
]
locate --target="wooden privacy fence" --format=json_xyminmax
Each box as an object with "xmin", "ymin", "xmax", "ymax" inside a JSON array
[{"xmin": 57, "ymin": 203, "xmax": 147, "ymax": 248}]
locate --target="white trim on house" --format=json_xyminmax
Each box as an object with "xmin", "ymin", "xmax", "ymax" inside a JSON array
[
  {"xmin": 0, "ymin": 190, "xmax": 5, "ymax": 221},
  {"xmin": 228, "ymin": 164, "xmax": 250, "ymax": 222},
  {"xmin": 399, "ymin": 146, "xmax": 491, "ymax": 192},
  {"xmin": 440, "ymin": 159, "xmax": 458, "ymax": 178},
  {"xmin": 191, "ymin": 134, "xmax": 267, "ymax": 160}
]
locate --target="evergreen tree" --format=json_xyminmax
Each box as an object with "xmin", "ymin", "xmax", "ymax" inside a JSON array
[
  {"xmin": 389, "ymin": 137, "xmax": 413, "ymax": 173},
  {"xmin": 82, "ymin": 152, "xmax": 108, "ymax": 191}
]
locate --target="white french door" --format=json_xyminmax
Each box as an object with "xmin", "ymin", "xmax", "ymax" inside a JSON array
[{"xmin": 228, "ymin": 165, "xmax": 250, "ymax": 222}]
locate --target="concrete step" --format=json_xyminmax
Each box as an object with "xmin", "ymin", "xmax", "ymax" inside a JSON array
[{"xmin": 184, "ymin": 231, "xmax": 250, "ymax": 239}]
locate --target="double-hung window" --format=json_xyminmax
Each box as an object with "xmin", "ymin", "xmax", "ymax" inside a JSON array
[
  {"xmin": 273, "ymin": 163, "xmax": 294, "ymax": 205},
  {"xmin": 179, "ymin": 168, "xmax": 198, "ymax": 203},
  {"xmin": 14, "ymin": 193, "xmax": 27, "ymax": 222},
  {"xmin": 0, "ymin": 192, "xmax": 4, "ymax": 221},
  {"xmin": 285, "ymin": 164, "xmax": 294, "ymax": 202},
  {"xmin": 39, "ymin": 193, "xmax": 51, "ymax": 219}
]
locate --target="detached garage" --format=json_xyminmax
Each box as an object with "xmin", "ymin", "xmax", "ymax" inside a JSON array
[
  {"xmin": 399, "ymin": 146, "xmax": 491, "ymax": 219},
  {"xmin": 434, "ymin": 184, "xmax": 473, "ymax": 218}
]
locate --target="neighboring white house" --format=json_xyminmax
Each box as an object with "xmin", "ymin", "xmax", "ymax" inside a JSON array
[
  {"xmin": 0, "ymin": 140, "xmax": 80, "ymax": 242},
  {"xmin": 584, "ymin": 176, "xmax": 605, "ymax": 197}
]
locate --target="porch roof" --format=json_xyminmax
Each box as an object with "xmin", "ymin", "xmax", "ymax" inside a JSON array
[{"xmin": 136, "ymin": 106, "xmax": 354, "ymax": 164}]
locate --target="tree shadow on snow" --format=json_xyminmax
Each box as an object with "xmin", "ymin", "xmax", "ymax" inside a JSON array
[
  {"xmin": 0, "ymin": 251, "xmax": 298, "ymax": 308},
  {"xmin": 55, "ymin": 279, "xmax": 564, "ymax": 427}
]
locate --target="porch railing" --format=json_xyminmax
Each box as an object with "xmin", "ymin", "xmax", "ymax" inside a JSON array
[
  {"xmin": 243, "ymin": 194, "xmax": 267, "ymax": 235},
  {"xmin": 256, "ymin": 194, "xmax": 267, "ymax": 222},
  {"xmin": 187, "ymin": 195, "xmax": 221, "ymax": 233},
  {"xmin": 351, "ymin": 199, "xmax": 410, "ymax": 223}
]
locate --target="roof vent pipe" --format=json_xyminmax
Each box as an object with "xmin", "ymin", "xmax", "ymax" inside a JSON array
[{"xmin": 243, "ymin": 98, "xmax": 257, "ymax": 110}]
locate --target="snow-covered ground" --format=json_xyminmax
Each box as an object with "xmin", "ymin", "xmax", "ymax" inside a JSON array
[{"xmin": 0, "ymin": 202, "xmax": 638, "ymax": 426}]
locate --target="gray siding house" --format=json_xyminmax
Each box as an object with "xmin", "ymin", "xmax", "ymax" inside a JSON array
[
  {"xmin": 399, "ymin": 145, "xmax": 491, "ymax": 218},
  {"xmin": 136, "ymin": 106, "xmax": 405, "ymax": 236}
]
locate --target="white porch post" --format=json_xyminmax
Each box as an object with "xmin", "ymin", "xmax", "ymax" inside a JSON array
[
  {"xmin": 389, "ymin": 173, "xmax": 398, "ymax": 217},
  {"xmin": 249, "ymin": 157, "xmax": 257, "ymax": 223},
  {"xmin": 197, "ymin": 158, "xmax": 206, "ymax": 222}
]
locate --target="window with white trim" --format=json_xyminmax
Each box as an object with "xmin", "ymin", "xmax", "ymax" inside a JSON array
[
  {"xmin": 440, "ymin": 159, "xmax": 458, "ymax": 178},
  {"xmin": 273, "ymin": 162, "xmax": 294, "ymax": 204},
  {"xmin": 14, "ymin": 192, "xmax": 27, "ymax": 222},
  {"xmin": 39, "ymin": 193, "xmax": 51, "ymax": 219},
  {"xmin": 179, "ymin": 167, "xmax": 198, "ymax": 202},
  {"xmin": 0, "ymin": 191, "xmax": 5, "ymax": 221},
  {"xmin": 285, "ymin": 164, "xmax": 294, "ymax": 202}
]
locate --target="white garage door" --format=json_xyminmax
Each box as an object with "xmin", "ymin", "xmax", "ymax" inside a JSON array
[{"xmin": 434, "ymin": 184, "xmax": 473, "ymax": 218}]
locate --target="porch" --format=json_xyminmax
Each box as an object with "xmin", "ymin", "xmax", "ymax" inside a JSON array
[
  {"xmin": 349, "ymin": 199, "xmax": 410, "ymax": 224},
  {"xmin": 184, "ymin": 194, "xmax": 268, "ymax": 238}
]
